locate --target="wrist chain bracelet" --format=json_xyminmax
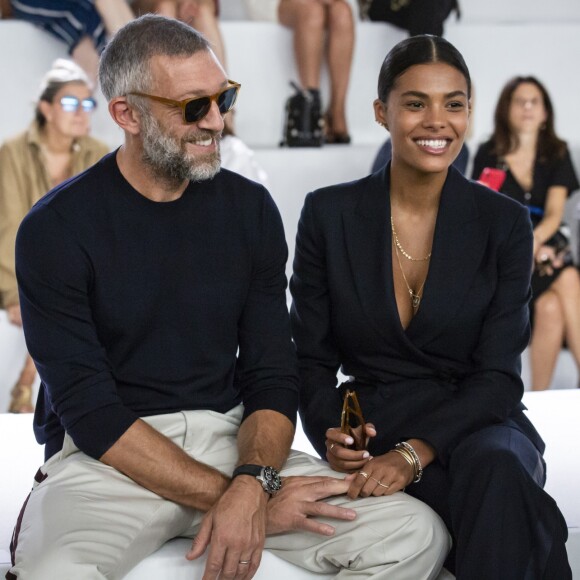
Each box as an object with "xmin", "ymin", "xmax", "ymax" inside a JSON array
[{"xmin": 394, "ymin": 441, "xmax": 423, "ymax": 483}]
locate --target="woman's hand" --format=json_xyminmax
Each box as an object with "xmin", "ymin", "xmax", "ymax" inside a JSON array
[
  {"xmin": 325, "ymin": 424, "xmax": 376, "ymax": 473},
  {"xmin": 535, "ymin": 244, "xmax": 562, "ymax": 276},
  {"xmin": 346, "ymin": 451, "xmax": 415, "ymax": 499}
]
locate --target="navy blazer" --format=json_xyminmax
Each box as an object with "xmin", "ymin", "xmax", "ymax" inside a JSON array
[{"xmin": 290, "ymin": 164, "xmax": 542, "ymax": 464}]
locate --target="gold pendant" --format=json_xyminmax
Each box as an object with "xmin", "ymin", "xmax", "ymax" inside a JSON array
[{"xmin": 409, "ymin": 290, "xmax": 421, "ymax": 310}]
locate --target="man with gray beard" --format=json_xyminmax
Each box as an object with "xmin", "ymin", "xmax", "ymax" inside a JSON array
[{"xmin": 7, "ymin": 15, "xmax": 449, "ymax": 580}]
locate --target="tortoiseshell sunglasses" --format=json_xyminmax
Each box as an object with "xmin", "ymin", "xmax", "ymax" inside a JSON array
[
  {"xmin": 129, "ymin": 80, "xmax": 240, "ymax": 124},
  {"xmin": 340, "ymin": 389, "xmax": 367, "ymax": 451}
]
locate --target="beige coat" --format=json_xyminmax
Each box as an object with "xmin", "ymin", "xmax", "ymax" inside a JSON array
[{"xmin": 0, "ymin": 122, "xmax": 109, "ymax": 307}]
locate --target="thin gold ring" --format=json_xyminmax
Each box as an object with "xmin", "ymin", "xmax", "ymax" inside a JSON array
[
  {"xmin": 371, "ymin": 477, "xmax": 390, "ymax": 489},
  {"xmin": 239, "ymin": 560, "xmax": 250, "ymax": 565},
  {"xmin": 329, "ymin": 443, "xmax": 336, "ymax": 451},
  {"xmin": 358, "ymin": 471, "xmax": 370, "ymax": 480}
]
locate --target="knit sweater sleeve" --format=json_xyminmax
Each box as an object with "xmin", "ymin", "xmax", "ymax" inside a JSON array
[
  {"xmin": 16, "ymin": 202, "xmax": 138, "ymax": 459},
  {"xmin": 236, "ymin": 189, "xmax": 300, "ymax": 425}
]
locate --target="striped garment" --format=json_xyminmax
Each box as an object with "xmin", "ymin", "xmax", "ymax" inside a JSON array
[{"xmin": 10, "ymin": 0, "xmax": 106, "ymax": 53}]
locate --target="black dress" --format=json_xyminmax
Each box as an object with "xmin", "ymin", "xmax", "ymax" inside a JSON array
[{"xmin": 472, "ymin": 141, "xmax": 580, "ymax": 307}]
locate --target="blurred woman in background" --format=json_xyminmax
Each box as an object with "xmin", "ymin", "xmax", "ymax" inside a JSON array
[
  {"xmin": 472, "ymin": 76, "xmax": 580, "ymax": 390},
  {"xmin": 0, "ymin": 59, "xmax": 108, "ymax": 412}
]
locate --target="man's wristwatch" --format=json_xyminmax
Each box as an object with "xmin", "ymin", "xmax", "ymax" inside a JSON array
[{"xmin": 232, "ymin": 464, "xmax": 282, "ymax": 495}]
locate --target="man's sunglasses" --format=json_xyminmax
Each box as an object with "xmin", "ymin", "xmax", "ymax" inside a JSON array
[
  {"xmin": 128, "ymin": 81, "xmax": 241, "ymax": 124},
  {"xmin": 59, "ymin": 96, "xmax": 97, "ymax": 113}
]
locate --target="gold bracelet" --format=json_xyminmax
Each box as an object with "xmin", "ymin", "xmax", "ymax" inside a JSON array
[
  {"xmin": 395, "ymin": 441, "xmax": 423, "ymax": 483},
  {"xmin": 390, "ymin": 447, "xmax": 414, "ymax": 468},
  {"xmin": 390, "ymin": 446, "xmax": 420, "ymax": 482}
]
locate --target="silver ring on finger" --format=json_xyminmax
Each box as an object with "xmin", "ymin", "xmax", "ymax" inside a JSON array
[
  {"xmin": 239, "ymin": 560, "xmax": 251, "ymax": 565},
  {"xmin": 358, "ymin": 471, "xmax": 370, "ymax": 480},
  {"xmin": 329, "ymin": 442, "xmax": 336, "ymax": 451}
]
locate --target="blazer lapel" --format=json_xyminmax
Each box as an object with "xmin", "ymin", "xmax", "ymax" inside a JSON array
[
  {"xmin": 342, "ymin": 166, "xmax": 404, "ymax": 344},
  {"xmin": 407, "ymin": 168, "xmax": 489, "ymax": 347}
]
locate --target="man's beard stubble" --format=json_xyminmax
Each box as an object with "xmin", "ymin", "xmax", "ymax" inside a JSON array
[{"xmin": 140, "ymin": 111, "xmax": 221, "ymax": 184}]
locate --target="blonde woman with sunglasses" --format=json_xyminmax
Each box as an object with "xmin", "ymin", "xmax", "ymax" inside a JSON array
[{"xmin": 0, "ymin": 59, "xmax": 108, "ymax": 413}]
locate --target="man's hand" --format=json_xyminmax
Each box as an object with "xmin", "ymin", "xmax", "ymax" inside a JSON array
[
  {"xmin": 266, "ymin": 475, "xmax": 357, "ymax": 536},
  {"xmin": 7, "ymin": 303, "xmax": 22, "ymax": 326},
  {"xmin": 187, "ymin": 477, "xmax": 268, "ymax": 579}
]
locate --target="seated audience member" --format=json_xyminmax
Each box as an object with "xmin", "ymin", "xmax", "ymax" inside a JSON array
[
  {"xmin": 472, "ymin": 76, "xmax": 580, "ymax": 391},
  {"xmin": 0, "ymin": 59, "xmax": 108, "ymax": 413},
  {"xmin": 244, "ymin": 0, "xmax": 356, "ymax": 144},
  {"xmin": 8, "ymin": 0, "xmax": 133, "ymax": 84},
  {"xmin": 7, "ymin": 15, "xmax": 450, "ymax": 579},
  {"xmin": 290, "ymin": 35, "xmax": 572, "ymax": 578}
]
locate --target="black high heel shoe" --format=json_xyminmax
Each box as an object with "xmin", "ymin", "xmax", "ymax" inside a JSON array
[{"xmin": 324, "ymin": 113, "xmax": 351, "ymax": 145}]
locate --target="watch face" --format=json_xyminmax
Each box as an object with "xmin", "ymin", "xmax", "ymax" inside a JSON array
[{"xmin": 261, "ymin": 466, "xmax": 282, "ymax": 493}]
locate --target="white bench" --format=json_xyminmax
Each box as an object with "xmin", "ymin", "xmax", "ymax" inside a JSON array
[{"xmin": 1, "ymin": 391, "xmax": 579, "ymax": 578}]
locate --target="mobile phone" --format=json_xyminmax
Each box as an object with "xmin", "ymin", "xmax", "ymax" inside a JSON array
[{"xmin": 478, "ymin": 167, "xmax": 506, "ymax": 192}]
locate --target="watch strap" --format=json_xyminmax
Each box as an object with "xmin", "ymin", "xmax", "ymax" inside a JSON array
[{"xmin": 232, "ymin": 464, "xmax": 263, "ymax": 479}]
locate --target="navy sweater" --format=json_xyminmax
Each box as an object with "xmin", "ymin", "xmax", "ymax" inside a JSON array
[{"xmin": 16, "ymin": 152, "xmax": 299, "ymax": 460}]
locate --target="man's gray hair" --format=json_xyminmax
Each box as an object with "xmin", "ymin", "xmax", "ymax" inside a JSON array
[{"xmin": 99, "ymin": 14, "xmax": 210, "ymax": 101}]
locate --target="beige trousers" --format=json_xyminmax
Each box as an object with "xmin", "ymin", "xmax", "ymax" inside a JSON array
[{"xmin": 9, "ymin": 407, "xmax": 450, "ymax": 579}]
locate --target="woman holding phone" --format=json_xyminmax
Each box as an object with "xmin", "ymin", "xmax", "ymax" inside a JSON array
[
  {"xmin": 472, "ymin": 77, "xmax": 580, "ymax": 391},
  {"xmin": 290, "ymin": 36, "xmax": 571, "ymax": 578}
]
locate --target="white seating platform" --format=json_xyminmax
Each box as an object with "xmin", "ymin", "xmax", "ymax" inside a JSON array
[{"xmin": 1, "ymin": 391, "xmax": 579, "ymax": 578}]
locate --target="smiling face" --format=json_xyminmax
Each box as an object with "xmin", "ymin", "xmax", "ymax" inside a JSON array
[
  {"xmin": 508, "ymin": 81, "xmax": 547, "ymax": 136},
  {"xmin": 137, "ymin": 50, "xmax": 227, "ymax": 183},
  {"xmin": 374, "ymin": 62, "xmax": 470, "ymax": 176}
]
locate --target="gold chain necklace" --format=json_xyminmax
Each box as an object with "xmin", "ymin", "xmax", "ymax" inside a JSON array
[
  {"xmin": 390, "ymin": 215, "xmax": 431, "ymax": 261},
  {"xmin": 392, "ymin": 232, "xmax": 427, "ymax": 311}
]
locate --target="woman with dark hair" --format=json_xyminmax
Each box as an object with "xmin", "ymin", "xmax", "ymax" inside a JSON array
[
  {"xmin": 472, "ymin": 76, "xmax": 580, "ymax": 391},
  {"xmin": 0, "ymin": 59, "xmax": 108, "ymax": 412},
  {"xmin": 291, "ymin": 35, "xmax": 571, "ymax": 578}
]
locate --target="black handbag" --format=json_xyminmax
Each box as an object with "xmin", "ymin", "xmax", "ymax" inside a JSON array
[
  {"xmin": 280, "ymin": 82, "xmax": 324, "ymax": 148},
  {"xmin": 362, "ymin": 0, "xmax": 460, "ymax": 36}
]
